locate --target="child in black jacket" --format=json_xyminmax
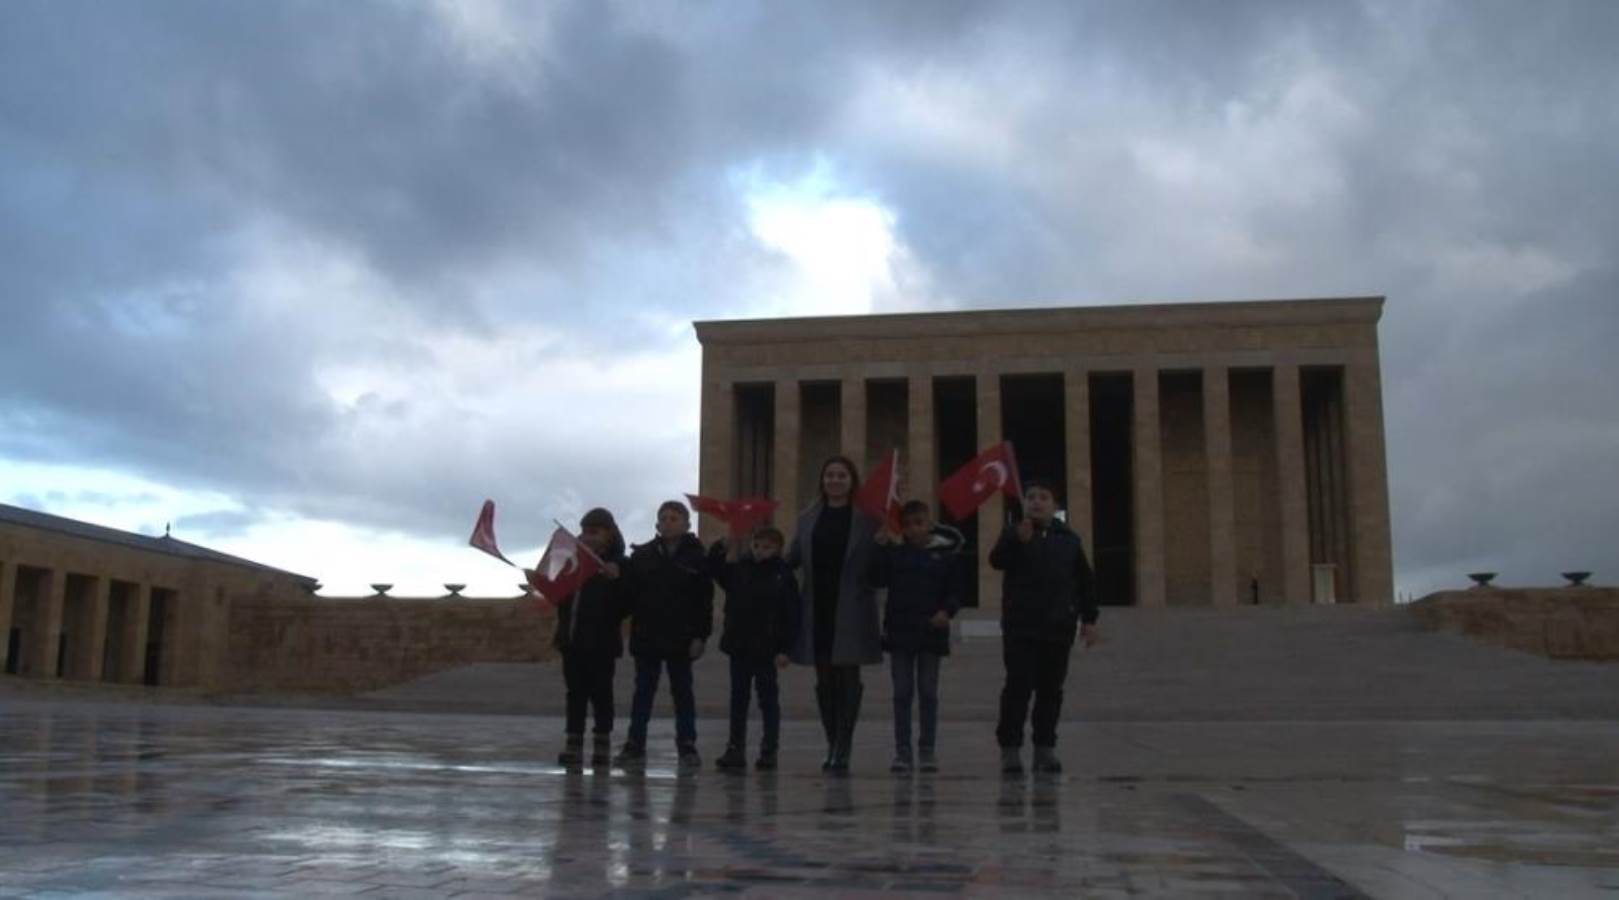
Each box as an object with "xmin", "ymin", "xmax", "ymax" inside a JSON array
[
  {"xmin": 708, "ymin": 526, "xmax": 801, "ymax": 771},
  {"xmin": 867, "ymin": 500, "xmax": 963, "ymax": 774},
  {"xmin": 615, "ymin": 500, "xmax": 715, "ymax": 768},
  {"xmin": 552, "ymin": 507, "xmax": 631, "ymax": 768}
]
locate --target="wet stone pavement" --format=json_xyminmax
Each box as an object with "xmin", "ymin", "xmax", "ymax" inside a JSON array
[{"xmin": 1, "ymin": 699, "xmax": 1617, "ymax": 898}]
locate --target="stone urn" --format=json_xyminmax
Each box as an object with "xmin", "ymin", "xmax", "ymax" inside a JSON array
[
  {"xmin": 443, "ymin": 583, "xmax": 467, "ymax": 597},
  {"xmin": 1466, "ymin": 572, "xmax": 1497, "ymax": 589},
  {"xmin": 370, "ymin": 583, "xmax": 394, "ymax": 597},
  {"xmin": 1561, "ymin": 571, "xmax": 1592, "ymax": 587}
]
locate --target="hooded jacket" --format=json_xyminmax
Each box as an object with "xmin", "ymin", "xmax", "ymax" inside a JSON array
[
  {"xmin": 988, "ymin": 518, "xmax": 1099, "ymax": 643},
  {"xmin": 866, "ymin": 524, "xmax": 964, "ymax": 656},
  {"xmin": 626, "ymin": 532, "xmax": 715, "ymax": 658},
  {"xmin": 708, "ymin": 542, "xmax": 802, "ymax": 661}
]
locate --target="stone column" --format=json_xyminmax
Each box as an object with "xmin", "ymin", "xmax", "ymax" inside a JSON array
[
  {"xmin": 0, "ymin": 560, "xmax": 14, "ymax": 673},
  {"xmin": 906, "ymin": 371, "xmax": 936, "ymax": 509},
  {"xmin": 772, "ymin": 377, "xmax": 801, "ymax": 521},
  {"xmin": 79, "ymin": 576, "xmax": 111, "ymax": 681},
  {"xmin": 1344, "ymin": 358, "xmax": 1395, "ymax": 606},
  {"xmin": 697, "ymin": 365, "xmax": 736, "ymax": 544},
  {"xmin": 1063, "ymin": 368, "xmax": 1093, "ymax": 541},
  {"xmin": 34, "ymin": 568, "xmax": 65, "ymax": 679},
  {"xmin": 1204, "ymin": 366, "xmax": 1237, "ymax": 607},
  {"xmin": 840, "ymin": 373, "xmax": 867, "ymax": 464},
  {"xmin": 121, "ymin": 583, "xmax": 152, "ymax": 684},
  {"xmin": 1272, "ymin": 364, "xmax": 1312, "ymax": 605},
  {"xmin": 976, "ymin": 370, "xmax": 1004, "ymax": 610},
  {"xmin": 1132, "ymin": 368, "xmax": 1166, "ymax": 607}
]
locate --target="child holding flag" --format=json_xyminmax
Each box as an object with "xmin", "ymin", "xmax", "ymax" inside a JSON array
[
  {"xmin": 708, "ymin": 526, "xmax": 801, "ymax": 771},
  {"xmin": 551, "ymin": 507, "xmax": 631, "ymax": 768}
]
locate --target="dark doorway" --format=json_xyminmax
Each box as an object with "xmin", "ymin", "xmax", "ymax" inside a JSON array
[
  {"xmin": 1090, "ymin": 374, "xmax": 1135, "ymax": 606},
  {"xmin": 103, "ymin": 582, "xmax": 131, "ymax": 682},
  {"xmin": 4, "ymin": 628, "xmax": 17, "ymax": 675},
  {"xmin": 1000, "ymin": 374, "xmax": 1068, "ymax": 516},
  {"xmin": 933, "ymin": 376, "xmax": 979, "ymax": 607},
  {"xmin": 143, "ymin": 590, "xmax": 170, "ymax": 687},
  {"xmin": 733, "ymin": 383, "xmax": 774, "ymax": 497},
  {"xmin": 1302, "ymin": 367, "xmax": 1351, "ymax": 603}
]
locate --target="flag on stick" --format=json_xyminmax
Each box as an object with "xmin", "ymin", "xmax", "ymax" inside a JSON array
[
  {"xmin": 526, "ymin": 525, "xmax": 602, "ymax": 607},
  {"xmin": 468, "ymin": 499, "xmax": 516, "ymax": 566},
  {"xmin": 853, "ymin": 448, "xmax": 902, "ymax": 531},
  {"xmin": 685, "ymin": 494, "xmax": 781, "ymax": 538},
  {"xmin": 937, "ymin": 441, "xmax": 1023, "ymax": 521}
]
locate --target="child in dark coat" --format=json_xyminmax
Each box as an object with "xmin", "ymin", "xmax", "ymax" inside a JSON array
[
  {"xmin": 866, "ymin": 500, "xmax": 963, "ymax": 774},
  {"xmin": 551, "ymin": 507, "xmax": 631, "ymax": 768},
  {"xmin": 707, "ymin": 526, "xmax": 801, "ymax": 772},
  {"xmin": 615, "ymin": 500, "xmax": 715, "ymax": 768}
]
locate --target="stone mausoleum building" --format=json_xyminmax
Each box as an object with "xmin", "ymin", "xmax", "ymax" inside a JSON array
[{"xmin": 695, "ymin": 297, "xmax": 1394, "ymax": 610}]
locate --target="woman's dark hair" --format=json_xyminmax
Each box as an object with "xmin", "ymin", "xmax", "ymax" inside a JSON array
[{"xmin": 817, "ymin": 455, "xmax": 862, "ymax": 504}]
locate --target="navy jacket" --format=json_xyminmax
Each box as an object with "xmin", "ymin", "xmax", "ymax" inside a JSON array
[
  {"xmin": 553, "ymin": 547, "xmax": 631, "ymax": 657},
  {"xmin": 708, "ymin": 543, "xmax": 802, "ymax": 662},
  {"xmin": 988, "ymin": 518, "xmax": 1099, "ymax": 644},
  {"xmin": 625, "ymin": 533, "xmax": 715, "ymax": 658},
  {"xmin": 866, "ymin": 525, "xmax": 964, "ymax": 656}
]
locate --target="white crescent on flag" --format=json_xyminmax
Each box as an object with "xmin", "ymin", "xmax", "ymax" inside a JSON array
[{"xmin": 972, "ymin": 460, "xmax": 1009, "ymax": 493}]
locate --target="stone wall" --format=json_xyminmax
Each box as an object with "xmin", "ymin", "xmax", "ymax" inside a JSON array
[
  {"xmin": 1410, "ymin": 588, "xmax": 1619, "ymax": 660},
  {"xmin": 224, "ymin": 595, "xmax": 557, "ymax": 693}
]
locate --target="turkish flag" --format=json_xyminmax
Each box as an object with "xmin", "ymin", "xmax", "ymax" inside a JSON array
[
  {"xmin": 854, "ymin": 448, "xmax": 902, "ymax": 531},
  {"xmin": 686, "ymin": 494, "xmax": 780, "ymax": 538},
  {"xmin": 937, "ymin": 441, "xmax": 1023, "ymax": 521},
  {"xmin": 468, "ymin": 499, "xmax": 516, "ymax": 566},
  {"xmin": 526, "ymin": 526, "xmax": 602, "ymax": 607}
]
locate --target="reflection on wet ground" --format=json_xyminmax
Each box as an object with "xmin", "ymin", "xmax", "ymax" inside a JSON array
[{"xmin": 1, "ymin": 699, "xmax": 1616, "ymax": 898}]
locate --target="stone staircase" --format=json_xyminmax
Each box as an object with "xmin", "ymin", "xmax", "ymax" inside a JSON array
[{"xmin": 357, "ymin": 604, "xmax": 1619, "ymax": 721}]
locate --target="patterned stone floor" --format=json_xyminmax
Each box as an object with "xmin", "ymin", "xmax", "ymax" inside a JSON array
[{"xmin": 1, "ymin": 698, "xmax": 1616, "ymax": 898}]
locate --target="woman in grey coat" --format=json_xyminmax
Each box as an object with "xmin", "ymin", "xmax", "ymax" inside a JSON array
[{"xmin": 787, "ymin": 455, "xmax": 882, "ymax": 772}]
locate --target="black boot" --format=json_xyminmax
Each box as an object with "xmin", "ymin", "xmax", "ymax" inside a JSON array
[
  {"xmin": 557, "ymin": 733, "xmax": 584, "ymax": 767},
  {"xmin": 590, "ymin": 733, "xmax": 612, "ymax": 768},
  {"xmin": 815, "ymin": 682, "xmax": 838, "ymax": 770},
  {"xmin": 829, "ymin": 680, "xmax": 863, "ymax": 773},
  {"xmin": 716, "ymin": 744, "xmax": 747, "ymax": 772}
]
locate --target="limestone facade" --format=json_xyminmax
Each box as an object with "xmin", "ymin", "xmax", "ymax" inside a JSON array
[{"xmin": 694, "ymin": 297, "xmax": 1394, "ymax": 609}]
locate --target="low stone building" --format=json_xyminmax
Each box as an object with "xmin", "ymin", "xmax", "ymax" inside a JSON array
[
  {"xmin": 695, "ymin": 297, "xmax": 1395, "ymax": 609},
  {"xmin": 1, "ymin": 503, "xmax": 317, "ymax": 688}
]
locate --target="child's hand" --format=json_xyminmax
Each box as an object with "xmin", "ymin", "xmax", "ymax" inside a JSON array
[
  {"xmin": 1015, "ymin": 518, "xmax": 1035, "ymax": 543},
  {"xmin": 774, "ymin": 653, "xmax": 789, "ymax": 669},
  {"xmin": 929, "ymin": 610, "xmax": 951, "ymax": 629},
  {"xmin": 1080, "ymin": 623, "xmax": 1100, "ymax": 648},
  {"xmin": 874, "ymin": 527, "xmax": 896, "ymax": 545},
  {"xmin": 602, "ymin": 562, "xmax": 621, "ymax": 580},
  {"xmin": 689, "ymin": 638, "xmax": 706, "ymax": 660}
]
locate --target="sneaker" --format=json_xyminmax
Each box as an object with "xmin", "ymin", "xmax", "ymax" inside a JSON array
[
  {"xmin": 612, "ymin": 742, "xmax": 646, "ymax": 768},
  {"xmin": 1000, "ymin": 746, "xmax": 1024, "ymax": 776},
  {"xmin": 754, "ymin": 748, "xmax": 778, "ymax": 771},
  {"xmin": 917, "ymin": 748, "xmax": 939, "ymax": 773},
  {"xmin": 1032, "ymin": 746, "xmax": 1063, "ymax": 775},
  {"xmin": 557, "ymin": 734, "xmax": 584, "ymax": 767},
  {"xmin": 890, "ymin": 752, "xmax": 914, "ymax": 775},
  {"xmin": 677, "ymin": 745, "xmax": 702, "ymax": 768},
  {"xmin": 715, "ymin": 745, "xmax": 747, "ymax": 772}
]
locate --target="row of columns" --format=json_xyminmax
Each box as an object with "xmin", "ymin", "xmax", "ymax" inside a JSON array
[
  {"xmin": 0, "ymin": 559, "xmax": 155, "ymax": 683},
  {"xmin": 705, "ymin": 360, "xmax": 1389, "ymax": 608}
]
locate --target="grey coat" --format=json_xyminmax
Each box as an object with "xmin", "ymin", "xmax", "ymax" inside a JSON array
[{"xmin": 786, "ymin": 501, "xmax": 882, "ymax": 666}]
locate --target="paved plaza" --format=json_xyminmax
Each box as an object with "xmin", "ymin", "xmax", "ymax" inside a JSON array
[{"xmin": 2, "ymin": 693, "xmax": 1617, "ymax": 898}]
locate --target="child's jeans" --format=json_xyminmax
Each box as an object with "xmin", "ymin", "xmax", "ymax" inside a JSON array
[
  {"xmin": 627, "ymin": 654, "xmax": 696, "ymax": 747},
  {"xmin": 562, "ymin": 650, "xmax": 616, "ymax": 737},
  {"xmin": 726, "ymin": 655, "xmax": 781, "ymax": 750},
  {"xmin": 889, "ymin": 649, "xmax": 942, "ymax": 752}
]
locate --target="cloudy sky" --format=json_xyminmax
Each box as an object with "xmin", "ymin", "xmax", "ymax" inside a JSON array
[{"xmin": 3, "ymin": 0, "xmax": 1615, "ymax": 598}]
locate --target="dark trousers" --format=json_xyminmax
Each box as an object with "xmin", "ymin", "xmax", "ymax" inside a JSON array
[
  {"xmin": 562, "ymin": 651, "xmax": 616, "ymax": 736},
  {"xmin": 726, "ymin": 655, "xmax": 781, "ymax": 751},
  {"xmin": 889, "ymin": 649, "xmax": 942, "ymax": 752},
  {"xmin": 627, "ymin": 653, "xmax": 696, "ymax": 747},
  {"xmin": 995, "ymin": 636, "xmax": 1072, "ymax": 748}
]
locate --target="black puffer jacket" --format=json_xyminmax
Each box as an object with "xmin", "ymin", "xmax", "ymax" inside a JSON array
[
  {"xmin": 552, "ymin": 547, "xmax": 631, "ymax": 657},
  {"xmin": 988, "ymin": 518, "xmax": 1098, "ymax": 644},
  {"xmin": 866, "ymin": 525, "xmax": 964, "ymax": 656},
  {"xmin": 626, "ymin": 533, "xmax": 715, "ymax": 658},
  {"xmin": 708, "ymin": 543, "xmax": 801, "ymax": 661}
]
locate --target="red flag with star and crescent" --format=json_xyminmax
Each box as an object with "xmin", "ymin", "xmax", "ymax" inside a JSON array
[
  {"xmin": 853, "ymin": 448, "xmax": 902, "ymax": 531},
  {"xmin": 468, "ymin": 499, "xmax": 516, "ymax": 566},
  {"xmin": 526, "ymin": 526, "xmax": 602, "ymax": 608},
  {"xmin": 937, "ymin": 441, "xmax": 1023, "ymax": 521},
  {"xmin": 685, "ymin": 494, "xmax": 780, "ymax": 538}
]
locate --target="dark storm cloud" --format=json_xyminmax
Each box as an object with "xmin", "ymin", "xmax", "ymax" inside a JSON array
[{"xmin": 1, "ymin": 0, "xmax": 1615, "ymax": 592}]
